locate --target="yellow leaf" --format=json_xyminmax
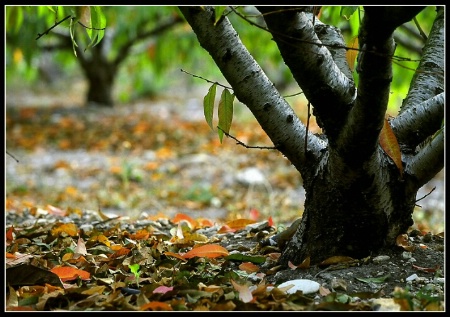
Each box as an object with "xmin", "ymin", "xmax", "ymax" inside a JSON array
[
  {"xmin": 226, "ymin": 219, "xmax": 256, "ymax": 230},
  {"xmin": 379, "ymin": 117, "xmax": 403, "ymax": 177},
  {"xmin": 346, "ymin": 37, "xmax": 359, "ymax": 71},
  {"xmin": 51, "ymin": 223, "xmax": 78, "ymax": 237}
]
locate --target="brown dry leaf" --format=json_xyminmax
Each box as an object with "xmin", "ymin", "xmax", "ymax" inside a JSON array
[
  {"xmin": 379, "ymin": 117, "xmax": 403, "ymax": 178},
  {"xmin": 319, "ymin": 255, "xmax": 355, "ymax": 267},
  {"xmin": 74, "ymin": 237, "xmax": 87, "ymax": 256},
  {"xmin": 396, "ymin": 234, "xmax": 415, "ymax": 252}
]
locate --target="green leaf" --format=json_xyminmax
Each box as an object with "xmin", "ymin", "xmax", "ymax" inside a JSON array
[
  {"xmin": 356, "ymin": 273, "xmax": 390, "ymax": 284},
  {"xmin": 214, "ymin": 6, "xmax": 228, "ymax": 25},
  {"xmin": 340, "ymin": 6, "xmax": 359, "ymax": 20},
  {"xmin": 129, "ymin": 263, "xmax": 140, "ymax": 277},
  {"xmin": 217, "ymin": 88, "xmax": 234, "ymax": 143},
  {"xmin": 69, "ymin": 17, "xmax": 78, "ymax": 57},
  {"xmin": 203, "ymin": 84, "xmax": 217, "ymax": 130},
  {"xmin": 85, "ymin": 6, "xmax": 106, "ymax": 50}
]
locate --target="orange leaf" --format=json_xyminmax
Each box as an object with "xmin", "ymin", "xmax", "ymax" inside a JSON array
[
  {"xmin": 140, "ymin": 301, "xmax": 173, "ymax": 311},
  {"xmin": 172, "ymin": 213, "xmax": 198, "ymax": 229},
  {"xmin": 218, "ymin": 225, "xmax": 235, "ymax": 233},
  {"xmin": 182, "ymin": 244, "xmax": 229, "ymax": 259},
  {"xmin": 197, "ymin": 218, "xmax": 215, "ymax": 228},
  {"xmin": 164, "ymin": 251, "xmax": 187, "ymax": 261},
  {"xmin": 379, "ymin": 118, "xmax": 403, "ymax": 177},
  {"xmin": 110, "ymin": 247, "xmax": 131, "ymax": 259},
  {"xmin": 50, "ymin": 266, "xmax": 90, "ymax": 282},
  {"xmin": 129, "ymin": 229, "xmax": 150, "ymax": 240},
  {"xmin": 239, "ymin": 262, "xmax": 260, "ymax": 273},
  {"xmin": 226, "ymin": 219, "xmax": 256, "ymax": 230}
]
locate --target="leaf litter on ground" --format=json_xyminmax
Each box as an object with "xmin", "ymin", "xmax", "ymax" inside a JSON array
[{"xmin": 5, "ymin": 97, "xmax": 445, "ymax": 311}]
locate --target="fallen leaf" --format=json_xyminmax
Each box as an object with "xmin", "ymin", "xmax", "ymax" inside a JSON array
[
  {"xmin": 225, "ymin": 219, "xmax": 256, "ymax": 230},
  {"xmin": 182, "ymin": 244, "xmax": 229, "ymax": 259},
  {"xmin": 231, "ymin": 279, "xmax": 253, "ymax": 303},
  {"xmin": 239, "ymin": 262, "xmax": 260, "ymax": 273},
  {"xmin": 319, "ymin": 256, "xmax": 355, "ymax": 267},
  {"xmin": 140, "ymin": 301, "xmax": 173, "ymax": 311},
  {"xmin": 50, "ymin": 266, "xmax": 90, "ymax": 282}
]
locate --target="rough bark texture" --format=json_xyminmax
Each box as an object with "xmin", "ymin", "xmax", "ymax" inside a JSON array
[{"xmin": 179, "ymin": 6, "xmax": 444, "ymax": 265}]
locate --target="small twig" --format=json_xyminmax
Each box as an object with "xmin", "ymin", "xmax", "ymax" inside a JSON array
[
  {"xmin": 180, "ymin": 69, "xmax": 232, "ymax": 90},
  {"xmin": 77, "ymin": 21, "xmax": 106, "ymax": 31},
  {"xmin": 415, "ymin": 187, "xmax": 436, "ymax": 207},
  {"xmin": 217, "ymin": 126, "xmax": 277, "ymax": 150},
  {"xmin": 413, "ymin": 17, "xmax": 428, "ymax": 41},
  {"xmin": 6, "ymin": 150, "xmax": 19, "ymax": 163},
  {"xmin": 36, "ymin": 15, "xmax": 72, "ymax": 40},
  {"xmin": 283, "ymin": 91, "xmax": 304, "ymax": 98}
]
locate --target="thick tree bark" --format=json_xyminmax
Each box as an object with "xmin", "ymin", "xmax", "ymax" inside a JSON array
[{"xmin": 179, "ymin": 6, "xmax": 444, "ymax": 265}]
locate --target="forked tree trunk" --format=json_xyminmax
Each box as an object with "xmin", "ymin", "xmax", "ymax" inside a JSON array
[{"xmin": 179, "ymin": 6, "xmax": 444, "ymax": 265}]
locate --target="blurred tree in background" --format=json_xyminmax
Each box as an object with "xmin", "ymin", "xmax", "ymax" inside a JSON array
[{"xmin": 6, "ymin": 6, "xmax": 434, "ymax": 110}]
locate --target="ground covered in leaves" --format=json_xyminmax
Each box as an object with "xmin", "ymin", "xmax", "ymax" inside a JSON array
[{"xmin": 5, "ymin": 83, "xmax": 445, "ymax": 311}]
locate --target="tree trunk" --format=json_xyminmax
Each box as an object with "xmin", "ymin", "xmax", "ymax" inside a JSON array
[
  {"xmin": 76, "ymin": 41, "xmax": 117, "ymax": 107},
  {"xmin": 179, "ymin": 6, "xmax": 444, "ymax": 265},
  {"xmin": 82, "ymin": 52, "xmax": 116, "ymax": 107}
]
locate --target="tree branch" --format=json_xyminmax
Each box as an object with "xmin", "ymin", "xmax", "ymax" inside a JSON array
[
  {"xmin": 179, "ymin": 6, "xmax": 326, "ymax": 175},
  {"xmin": 113, "ymin": 14, "xmax": 183, "ymax": 68},
  {"xmin": 400, "ymin": 6, "xmax": 444, "ymax": 111},
  {"xmin": 392, "ymin": 93, "xmax": 444, "ymax": 151},
  {"xmin": 406, "ymin": 129, "xmax": 444, "ymax": 188},
  {"xmin": 257, "ymin": 6, "xmax": 356, "ymax": 141},
  {"xmin": 335, "ymin": 14, "xmax": 396, "ymax": 166}
]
